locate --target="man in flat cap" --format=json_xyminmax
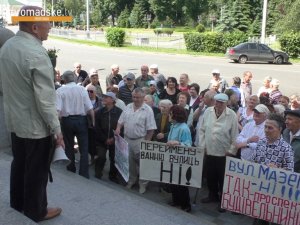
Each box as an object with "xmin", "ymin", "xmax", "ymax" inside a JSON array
[
  {"xmin": 199, "ymin": 93, "xmax": 239, "ymax": 212},
  {"xmin": 0, "ymin": 5, "xmax": 64, "ymax": 222},
  {"xmin": 283, "ymin": 110, "xmax": 300, "ymax": 172},
  {"xmin": 118, "ymin": 72, "xmax": 137, "ymax": 105}
]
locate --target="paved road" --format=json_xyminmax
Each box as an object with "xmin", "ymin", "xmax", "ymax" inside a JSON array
[{"xmin": 43, "ymin": 38, "xmax": 299, "ymax": 96}]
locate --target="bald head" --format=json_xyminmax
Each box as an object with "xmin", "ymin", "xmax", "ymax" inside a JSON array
[{"xmin": 18, "ymin": 5, "xmax": 51, "ymax": 41}]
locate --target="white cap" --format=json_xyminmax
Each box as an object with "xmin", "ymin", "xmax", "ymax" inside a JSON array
[
  {"xmin": 212, "ymin": 69, "xmax": 220, "ymax": 74},
  {"xmin": 149, "ymin": 64, "xmax": 158, "ymax": 69},
  {"xmin": 254, "ymin": 104, "xmax": 270, "ymax": 115},
  {"xmin": 89, "ymin": 68, "xmax": 98, "ymax": 77}
]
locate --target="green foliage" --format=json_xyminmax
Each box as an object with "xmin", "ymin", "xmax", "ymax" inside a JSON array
[
  {"xmin": 196, "ymin": 23, "xmax": 205, "ymax": 33},
  {"xmin": 154, "ymin": 28, "xmax": 174, "ymax": 36},
  {"xmin": 117, "ymin": 6, "xmax": 131, "ymax": 28},
  {"xmin": 105, "ymin": 28, "xmax": 126, "ymax": 47},
  {"xmin": 275, "ymin": 0, "xmax": 300, "ymax": 33},
  {"xmin": 184, "ymin": 31, "xmax": 248, "ymax": 53},
  {"xmin": 129, "ymin": 2, "xmax": 147, "ymax": 28},
  {"xmin": 279, "ymin": 32, "xmax": 300, "ymax": 58},
  {"xmin": 222, "ymin": 31, "xmax": 248, "ymax": 51},
  {"xmin": 184, "ymin": 32, "xmax": 223, "ymax": 52}
]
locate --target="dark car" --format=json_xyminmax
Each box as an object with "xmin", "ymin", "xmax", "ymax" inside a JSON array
[{"xmin": 226, "ymin": 42, "xmax": 289, "ymax": 64}]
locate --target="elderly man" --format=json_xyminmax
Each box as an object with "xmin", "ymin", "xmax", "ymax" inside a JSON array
[
  {"xmin": 283, "ymin": 110, "xmax": 300, "ymax": 172},
  {"xmin": 149, "ymin": 64, "xmax": 166, "ymax": 92},
  {"xmin": 235, "ymin": 104, "xmax": 269, "ymax": 160},
  {"xmin": 199, "ymin": 93, "xmax": 239, "ymax": 212},
  {"xmin": 257, "ymin": 76, "xmax": 272, "ymax": 96},
  {"xmin": 86, "ymin": 84, "xmax": 102, "ymax": 163},
  {"xmin": 0, "ymin": 27, "xmax": 15, "ymax": 149},
  {"xmin": 73, "ymin": 62, "xmax": 88, "ymax": 85},
  {"xmin": 207, "ymin": 69, "xmax": 228, "ymax": 93},
  {"xmin": 95, "ymin": 92, "xmax": 122, "ymax": 182},
  {"xmin": 56, "ymin": 71, "xmax": 95, "ymax": 179},
  {"xmin": 135, "ymin": 65, "xmax": 154, "ymax": 88},
  {"xmin": 115, "ymin": 88, "xmax": 157, "ymax": 194},
  {"xmin": 118, "ymin": 72, "xmax": 137, "ymax": 105},
  {"xmin": 241, "ymin": 71, "xmax": 253, "ymax": 99},
  {"xmin": 0, "ymin": 6, "xmax": 64, "ymax": 221},
  {"xmin": 106, "ymin": 64, "xmax": 122, "ymax": 88},
  {"xmin": 89, "ymin": 68, "xmax": 103, "ymax": 97}
]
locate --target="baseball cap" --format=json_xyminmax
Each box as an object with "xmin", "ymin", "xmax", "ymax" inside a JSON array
[
  {"xmin": 214, "ymin": 93, "xmax": 228, "ymax": 102},
  {"xmin": 149, "ymin": 64, "xmax": 158, "ymax": 69},
  {"xmin": 89, "ymin": 68, "xmax": 98, "ymax": 77},
  {"xmin": 125, "ymin": 72, "xmax": 135, "ymax": 80},
  {"xmin": 149, "ymin": 80, "xmax": 156, "ymax": 86},
  {"xmin": 102, "ymin": 92, "xmax": 116, "ymax": 100},
  {"xmin": 212, "ymin": 69, "xmax": 220, "ymax": 74},
  {"xmin": 254, "ymin": 104, "xmax": 270, "ymax": 115}
]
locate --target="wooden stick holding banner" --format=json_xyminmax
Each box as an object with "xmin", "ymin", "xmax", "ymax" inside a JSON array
[
  {"xmin": 114, "ymin": 134, "xmax": 129, "ymax": 182},
  {"xmin": 222, "ymin": 157, "xmax": 300, "ymax": 225},
  {"xmin": 139, "ymin": 140, "xmax": 204, "ymax": 188}
]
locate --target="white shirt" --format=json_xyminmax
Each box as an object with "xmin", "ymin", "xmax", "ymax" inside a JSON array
[
  {"xmin": 236, "ymin": 120, "xmax": 265, "ymax": 161},
  {"xmin": 199, "ymin": 107, "xmax": 239, "ymax": 156},
  {"xmin": 257, "ymin": 86, "xmax": 271, "ymax": 96},
  {"xmin": 289, "ymin": 129, "xmax": 300, "ymax": 143},
  {"xmin": 56, "ymin": 82, "xmax": 93, "ymax": 117},
  {"xmin": 118, "ymin": 103, "xmax": 157, "ymax": 139}
]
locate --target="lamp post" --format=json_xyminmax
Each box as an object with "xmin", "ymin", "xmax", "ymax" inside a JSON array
[
  {"xmin": 86, "ymin": 0, "xmax": 90, "ymax": 38},
  {"xmin": 261, "ymin": 0, "xmax": 268, "ymax": 44},
  {"xmin": 51, "ymin": 0, "xmax": 54, "ymax": 27}
]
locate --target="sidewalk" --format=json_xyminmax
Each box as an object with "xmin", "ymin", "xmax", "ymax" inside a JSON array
[{"xmin": 0, "ymin": 148, "xmax": 253, "ymax": 225}]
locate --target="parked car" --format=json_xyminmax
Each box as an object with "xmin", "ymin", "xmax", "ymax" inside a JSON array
[{"xmin": 226, "ymin": 42, "xmax": 289, "ymax": 64}]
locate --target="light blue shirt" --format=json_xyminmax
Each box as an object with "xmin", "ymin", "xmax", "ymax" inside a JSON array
[{"xmin": 168, "ymin": 122, "xmax": 192, "ymax": 146}]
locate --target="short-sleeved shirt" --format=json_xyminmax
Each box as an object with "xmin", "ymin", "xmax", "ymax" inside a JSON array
[
  {"xmin": 135, "ymin": 75, "xmax": 154, "ymax": 88},
  {"xmin": 118, "ymin": 103, "xmax": 157, "ymax": 139},
  {"xmin": 251, "ymin": 137, "xmax": 294, "ymax": 171},
  {"xmin": 56, "ymin": 82, "xmax": 93, "ymax": 117}
]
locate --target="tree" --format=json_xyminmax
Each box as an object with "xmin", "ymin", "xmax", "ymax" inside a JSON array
[
  {"xmin": 129, "ymin": 2, "xmax": 147, "ymax": 28},
  {"xmin": 117, "ymin": 6, "xmax": 131, "ymax": 28},
  {"xmin": 275, "ymin": 0, "xmax": 300, "ymax": 33}
]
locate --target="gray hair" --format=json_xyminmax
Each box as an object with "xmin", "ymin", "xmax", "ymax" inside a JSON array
[
  {"xmin": 62, "ymin": 70, "xmax": 75, "ymax": 83},
  {"xmin": 133, "ymin": 87, "xmax": 145, "ymax": 96},
  {"xmin": 204, "ymin": 90, "xmax": 217, "ymax": 100},
  {"xmin": 264, "ymin": 76, "xmax": 272, "ymax": 82},
  {"xmin": 86, "ymin": 84, "xmax": 96, "ymax": 91},
  {"xmin": 159, "ymin": 99, "xmax": 173, "ymax": 108},
  {"xmin": 267, "ymin": 113, "xmax": 285, "ymax": 130},
  {"xmin": 145, "ymin": 94, "xmax": 154, "ymax": 103}
]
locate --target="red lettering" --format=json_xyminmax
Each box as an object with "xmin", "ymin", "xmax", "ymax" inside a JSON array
[{"xmin": 233, "ymin": 177, "xmax": 241, "ymax": 196}]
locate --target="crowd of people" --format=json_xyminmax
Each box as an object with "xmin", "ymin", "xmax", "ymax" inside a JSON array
[
  {"xmin": 54, "ymin": 62, "xmax": 300, "ymax": 223},
  {"xmin": 1, "ymin": 5, "xmax": 300, "ymax": 224}
]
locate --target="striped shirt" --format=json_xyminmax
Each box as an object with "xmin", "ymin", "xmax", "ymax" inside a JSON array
[{"xmin": 119, "ymin": 85, "xmax": 136, "ymax": 105}]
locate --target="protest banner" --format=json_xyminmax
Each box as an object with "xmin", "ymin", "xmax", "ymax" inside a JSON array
[
  {"xmin": 139, "ymin": 141, "xmax": 204, "ymax": 188},
  {"xmin": 222, "ymin": 157, "xmax": 300, "ymax": 225},
  {"xmin": 114, "ymin": 135, "xmax": 129, "ymax": 182}
]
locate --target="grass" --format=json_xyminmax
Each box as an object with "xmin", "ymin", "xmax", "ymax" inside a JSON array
[{"xmin": 49, "ymin": 35, "xmax": 299, "ymax": 62}]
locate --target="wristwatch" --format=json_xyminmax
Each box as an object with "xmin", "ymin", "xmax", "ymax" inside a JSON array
[{"xmin": 246, "ymin": 144, "xmax": 250, "ymax": 148}]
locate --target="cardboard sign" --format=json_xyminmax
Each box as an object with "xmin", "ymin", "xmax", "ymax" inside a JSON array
[
  {"xmin": 222, "ymin": 157, "xmax": 300, "ymax": 225},
  {"xmin": 114, "ymin": 135, "xmax": 129, "ymax": 182},
  {"xmin": 139, "ymin": 141, "xmax": 204, "ymax": 188}
]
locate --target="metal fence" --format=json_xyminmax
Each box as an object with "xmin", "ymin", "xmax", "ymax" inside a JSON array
[{"xmin": 50, "ymin": 28, "xmax": 186, "ymax": 49}]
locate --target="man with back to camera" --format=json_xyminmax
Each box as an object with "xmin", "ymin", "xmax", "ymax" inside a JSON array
[{"xmin": 0, "ymin": 5, "xmax": 64, "ymax": 221}]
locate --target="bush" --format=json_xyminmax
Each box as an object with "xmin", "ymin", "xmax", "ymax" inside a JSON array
[
  {"xmin": 222, "ymin": 31, "xmax": 248, "ymax": 52},
  {"xmin": 153, "ymin": 28, "xmax": 174, "ymax": 36},
  {"xmin": 279, "ymin": 32, "xmax": 300, "ymax": 58},
  {"xmin": 196, "ymin": 24, "xmax": 205, "ymax": 33},
  {"xmin": 184, "ymin": 31, "xmax": 248, "ymax": 53},
  {"xmin": 184, "ymin": 32, "xmax": 223, "ymax": 52},
  {"xmin": 105, "ymin": 28, "xmax": 126, "ymax": 47}
]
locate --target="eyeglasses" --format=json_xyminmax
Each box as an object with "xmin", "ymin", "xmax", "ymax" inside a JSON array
[
  {"xmin": 87, "ymin": 90, "xmax": 94, "ymax": 93},
  {"xmin": 126, "ymin": 78, "xmax": 132, "ymax": 81}
]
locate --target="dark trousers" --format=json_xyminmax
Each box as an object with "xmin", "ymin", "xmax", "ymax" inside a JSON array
[
  {"xmin": 88, "ymin": 128, "xmax": 96, "ymax": 158},
  {"xmin": 10, "ymin": 133, "xmax": 51, "ymax": 222},
  {"xmin": 95, "ymin": 144, "xmax": 117, "ymax": 178},
  {"xmin": 205, "ymin": 155, "xmax": 226, "ymax": 201},
  {"xmin": 61, "ymin": 116, "xmax": 89, "ymax": 178},
  {"xmin": 170, "ymin": 185, "xmax": 190, "ymax": 209}
]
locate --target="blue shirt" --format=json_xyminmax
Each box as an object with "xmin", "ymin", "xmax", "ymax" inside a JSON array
[{"xmin": 168, "ymin": 122, "xmax": 192, "ymax": 146}]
